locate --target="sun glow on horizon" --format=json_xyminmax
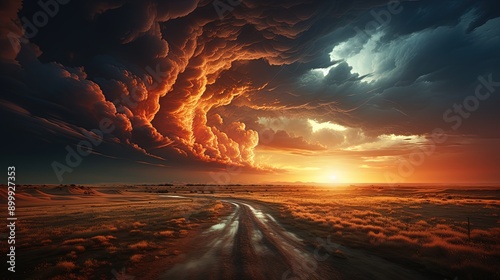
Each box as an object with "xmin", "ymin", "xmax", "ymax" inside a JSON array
[
  {"xmin": 329, "ymin": 173, "xmax": 338, "ymax": 182},
  {"xmin": 313, "ymin": 170, "xmax": 345, "ymax": 184}
]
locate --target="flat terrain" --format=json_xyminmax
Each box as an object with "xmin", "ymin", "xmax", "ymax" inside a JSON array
[{"xmin": 1, "ymin": 184, "xmax": 499, "ymax": 279}]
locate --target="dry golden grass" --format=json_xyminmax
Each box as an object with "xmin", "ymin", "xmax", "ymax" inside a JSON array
[
  {"xmin": 5, "ymin": 184, "xmax": 499, "ymax": 279},
  {"xmin": 9, "ymin": 185, "xmax": 232, "ymax": 279},
  {"xmin": 206, "ymin": 185, "xmax": 499, "ymax": 279}
]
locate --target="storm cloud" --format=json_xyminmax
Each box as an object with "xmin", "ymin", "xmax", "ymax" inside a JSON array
[{"xmin": 1, "ymin": 0, "xmax": 499, "ymax": 183}]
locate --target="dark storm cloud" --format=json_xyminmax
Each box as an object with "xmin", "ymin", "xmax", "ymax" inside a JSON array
[
  {"xmin": 0, "ymin": 0, "xmax": 499, "ymax": 182},
  {"xmin": 0, "ymin": 0, "xmax": 23, "ymax": 63},
  {"xmin": 245, "ymin": 0, "xmax": 500, "ymax": 137}
]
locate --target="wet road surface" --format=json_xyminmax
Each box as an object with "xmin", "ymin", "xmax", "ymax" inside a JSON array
[{"xmin": 159, "ymin": 199, "xmax": 431, "ymax": 280}]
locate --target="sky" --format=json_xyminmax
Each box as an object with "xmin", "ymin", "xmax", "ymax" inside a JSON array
[{"xmin": 1, "ymin": 0, "xmax": 499, "ymax": 185}]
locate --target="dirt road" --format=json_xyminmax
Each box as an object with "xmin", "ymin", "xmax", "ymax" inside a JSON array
[{"xmin": 159, "ymin": 199, "xmax": 431, "ymax": 280}]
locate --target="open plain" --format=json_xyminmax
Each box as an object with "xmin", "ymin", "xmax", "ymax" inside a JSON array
[{"xmin": 1, "ymin": 184, "xmax": 499, "ymax": 280}]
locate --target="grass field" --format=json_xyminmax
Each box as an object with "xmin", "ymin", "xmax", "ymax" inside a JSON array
[{"xmin": 2, "ymin": 184, "xmax": 499, "ymax": 279}]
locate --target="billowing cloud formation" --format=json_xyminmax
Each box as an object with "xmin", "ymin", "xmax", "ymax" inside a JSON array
[
  {"xmin": 1, "ymin": 0, "xmax": 499, "ymax": 182},
  {"xmin": 247, "ymin": 1, "xmax": 500, "ymax": 138}
]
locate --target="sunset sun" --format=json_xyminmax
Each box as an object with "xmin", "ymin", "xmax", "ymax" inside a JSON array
[{"xmin": 329, "ymin": 174, "xmax": 338, "ymax": 182}]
